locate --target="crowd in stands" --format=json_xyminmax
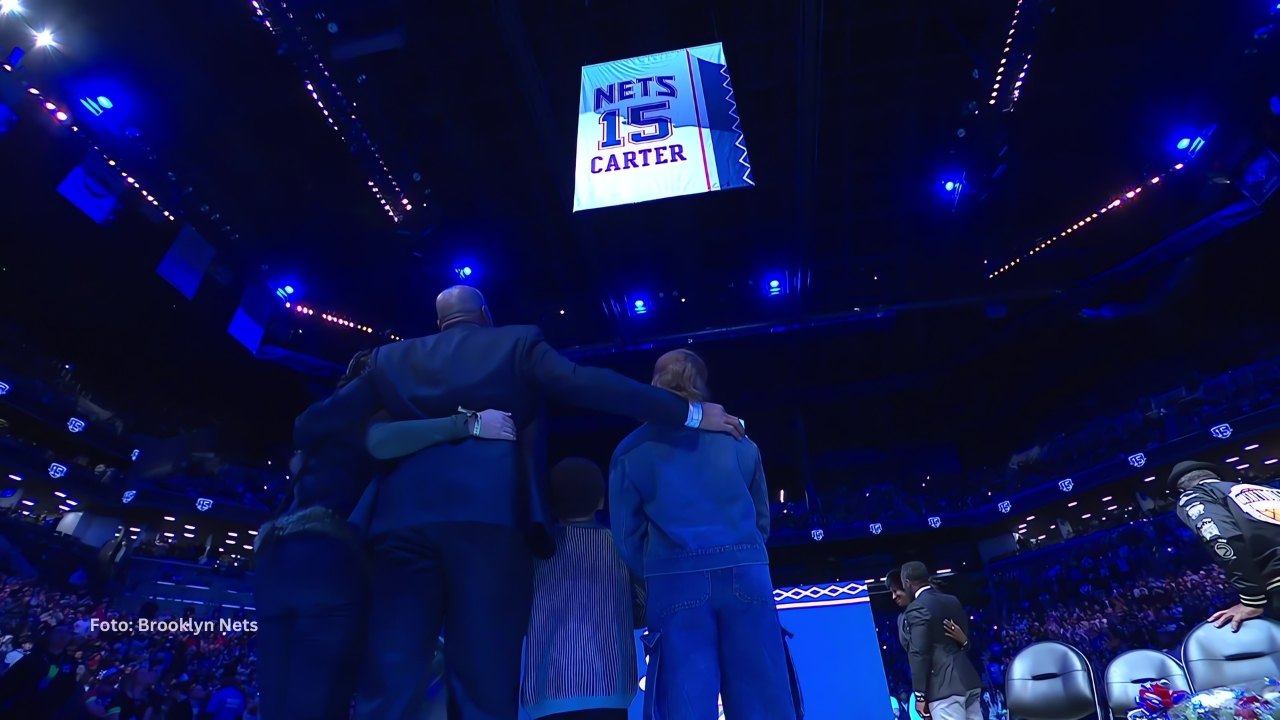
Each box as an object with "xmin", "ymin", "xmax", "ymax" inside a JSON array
[
  {"xmin": 0, "ymin": 573, "xmax": 257, "ymax": 719},
  {"xmin": 798, "ymin": 356, "xmax": 1280, "ymax": 533},
  {"xmin": 987, "ymin": 514, "xmax": 1237, "ymax": 681}
]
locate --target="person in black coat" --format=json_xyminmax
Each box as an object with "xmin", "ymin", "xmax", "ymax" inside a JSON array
[
  {"xmin": 309, "ymin": 286, "xmax": 743, "ymax": 720},
  {"xmin": 1171, "ymin": 460, "xmax": 1280, "ymax": 630}
]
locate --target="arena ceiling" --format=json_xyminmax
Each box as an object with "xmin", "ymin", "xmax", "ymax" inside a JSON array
[{"xmin": 0, "ymin": 0, "xmax": 1276, "ymax": 490}]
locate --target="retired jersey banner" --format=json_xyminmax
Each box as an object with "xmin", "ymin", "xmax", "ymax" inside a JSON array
[{"xmin": 573, "ymin": 43, "xmax": 754, "ymax": 212}]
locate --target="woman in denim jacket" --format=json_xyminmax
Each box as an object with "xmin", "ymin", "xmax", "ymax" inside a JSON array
[{"xmin": 609, "ymin": 349, "xmax": 795, "ymax": 720}]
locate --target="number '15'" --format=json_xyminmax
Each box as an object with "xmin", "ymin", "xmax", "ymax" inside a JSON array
[{"xmin": 599, "ymin": 101, "xmax": 673, "ymax": 149}]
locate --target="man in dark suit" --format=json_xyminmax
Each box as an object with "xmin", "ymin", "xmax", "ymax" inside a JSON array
[
  {"xmin": 304, "ymin": 286, "xmax": 743, "ymax": 720},
  {"xmin": 900, "ymin": 562, "xmax": 982, "ymax": 720}
]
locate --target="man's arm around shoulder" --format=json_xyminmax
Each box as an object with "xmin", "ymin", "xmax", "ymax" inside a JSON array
[{"xmin": 514, "ymin": 325, "xmax": 686, "ymax": 424}]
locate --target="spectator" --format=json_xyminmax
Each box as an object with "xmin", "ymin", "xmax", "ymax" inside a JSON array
[{"xmin": 207, "ymin": 671, "xmax": 247, "ymax": 720}]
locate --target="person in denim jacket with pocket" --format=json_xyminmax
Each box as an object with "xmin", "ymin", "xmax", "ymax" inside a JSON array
[{"xmin": 609, "ymin": 349, "xmax": 795, "ymax": 720}]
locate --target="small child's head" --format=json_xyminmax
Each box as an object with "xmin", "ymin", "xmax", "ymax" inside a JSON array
[{"xmin": 550, "ymin": 457, "xmax": 605, "ymax": 523}]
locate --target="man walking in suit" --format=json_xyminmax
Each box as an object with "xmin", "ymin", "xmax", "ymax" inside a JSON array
[
  {"xmin": 307, "ymin": 286, "xmax": 743, "ymax": 720},
  {"xmin": 900, "ymin": 562, "xmax": 983, "ymax": 720}
]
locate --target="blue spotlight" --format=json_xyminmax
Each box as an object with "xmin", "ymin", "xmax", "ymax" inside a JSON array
[
  {"xmin": 454, "ymin": 266, "xmax": 473, "ymax": 280},
  {"xmin": 97, "ymin": 96, "xmax": 113, "ymax": 109},
  {"xmin": 768, "ymin": 279, "xmax": 782, "ymax": 296},
  {"xmin": 944, "ymin": 181, "xmax": 956, "ymax": 192},
  {"xmin": 1177, "ymin": 138, "xmax": 1192, "ymax": 150},
  {"xmin": 283, "ymin": 285, "xmax": 294, "ymax": 295},
  {"xmin": 632, "ymin": 299, "xmax": 648, "ymax": 316}
]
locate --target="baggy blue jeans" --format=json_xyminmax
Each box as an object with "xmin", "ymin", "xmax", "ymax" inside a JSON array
[{"xmin": 643, "ymin": 564, "xmax": 797, "ymax": 720}]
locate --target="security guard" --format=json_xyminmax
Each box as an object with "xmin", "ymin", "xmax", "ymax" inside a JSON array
[{"xmin": 1171, "ymin": 460, "xmax": 1280, "ymax": 630}]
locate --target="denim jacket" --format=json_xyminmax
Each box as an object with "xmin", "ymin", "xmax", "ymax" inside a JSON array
[{"xmin": 609, "ymin": 424, "xmax": 770, "ymax": 577}]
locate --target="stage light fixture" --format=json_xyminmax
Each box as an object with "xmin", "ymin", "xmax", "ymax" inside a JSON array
[
  {"xmin": 1245, "ymin": 444, "xmax": 1260, "ymax": 451},
  {"xmin": 1177, "ymin": 138, "xmax": 1191, "ymax": 150},
  {"xmin": 633, "ymin": 300, "xmax": 648, "ymax": 315},
  {"xmin": 0, "ymin": 0, "xmax": 19, "ymax": 14},
  {"xmin": 33, "ymin": 30, "xmax": 53, "ymax": 48},
  {"xmin": 54, "ymin": 111, "xmax": 67, "ymax": 122},
  {"xmin": 768, "ymin": 279, "xmax": 782, "ymax": 296},
  {"xmin": 6, "ymin": 474, "xmax": 20, "ymax": 481}
]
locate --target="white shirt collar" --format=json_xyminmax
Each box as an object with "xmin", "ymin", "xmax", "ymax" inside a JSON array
[{"xmin": 914, "ymin": 585, "xmax": 933, "ymax": 599}]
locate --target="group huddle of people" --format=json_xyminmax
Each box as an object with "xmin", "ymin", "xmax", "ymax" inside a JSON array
[{"xmin": 254, "ymin": 285, "xmax": 799, "ymax": 720}]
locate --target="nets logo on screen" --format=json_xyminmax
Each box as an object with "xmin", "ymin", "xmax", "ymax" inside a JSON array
[{"xmin": 573, "ymin": 43, "xmax": 753, "ymax": 212}]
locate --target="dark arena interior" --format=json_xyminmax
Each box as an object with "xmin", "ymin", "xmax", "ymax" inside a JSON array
[{"xmin": 1, "ymin": 0, "xmax": 1279, "ymax": 718}]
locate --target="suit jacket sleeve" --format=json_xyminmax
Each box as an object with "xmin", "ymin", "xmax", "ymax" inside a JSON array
[
  {"xmin": 609, "ymin": 453, "xmax": 648, "ymax": 576},
  {"xmin": 365, "ymin": 415, "xmax": 470, "ymax": 460},
  {"xmin": 293, "ymin": 373, "xmax": 382, "ymax": 450},
  {"xmin": 905, "ymin": 601, "xmax": 933, "ymax": 695},
  {"xmin": 517, "ymin": 327, "xmax": 687, "ymax": 425}
]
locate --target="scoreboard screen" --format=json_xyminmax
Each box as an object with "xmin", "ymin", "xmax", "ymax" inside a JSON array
[{"xmin": 573, "ymin": 43, "xmax": 754, "ymax": 212}]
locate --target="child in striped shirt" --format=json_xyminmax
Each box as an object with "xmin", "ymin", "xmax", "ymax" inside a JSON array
[{"xmin": 522, "ymin": 458, "xmax": 644, "ymax": 720}]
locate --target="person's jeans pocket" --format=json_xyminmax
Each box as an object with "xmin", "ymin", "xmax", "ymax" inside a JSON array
[
  {"xmin": 730, "ymin": 564, "xmax": 775, "ymax": 606},
  {"xmin": 647, "ymin": 571, "xmax": 711, "ymax": 623}
]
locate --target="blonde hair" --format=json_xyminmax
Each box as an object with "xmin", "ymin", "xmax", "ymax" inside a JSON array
[{"xmin": 651, "ymin": 349, "xmax": 709, "ymax": 402}]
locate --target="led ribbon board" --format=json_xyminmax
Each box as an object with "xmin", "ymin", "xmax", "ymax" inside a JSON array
[{"xmin": 573, "ymin": 43, "xmax": 753, "ymax": 212}]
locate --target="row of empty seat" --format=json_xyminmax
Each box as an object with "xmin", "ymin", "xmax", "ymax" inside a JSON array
[{"xmin": 1005, "ymin": 618, "xmax": 1280, "ymax": 719}]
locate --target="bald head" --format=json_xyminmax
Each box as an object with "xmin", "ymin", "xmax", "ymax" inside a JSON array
[{"xmin": 436, "ymin": 286, "xmax": 490, "ymax": 330}]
